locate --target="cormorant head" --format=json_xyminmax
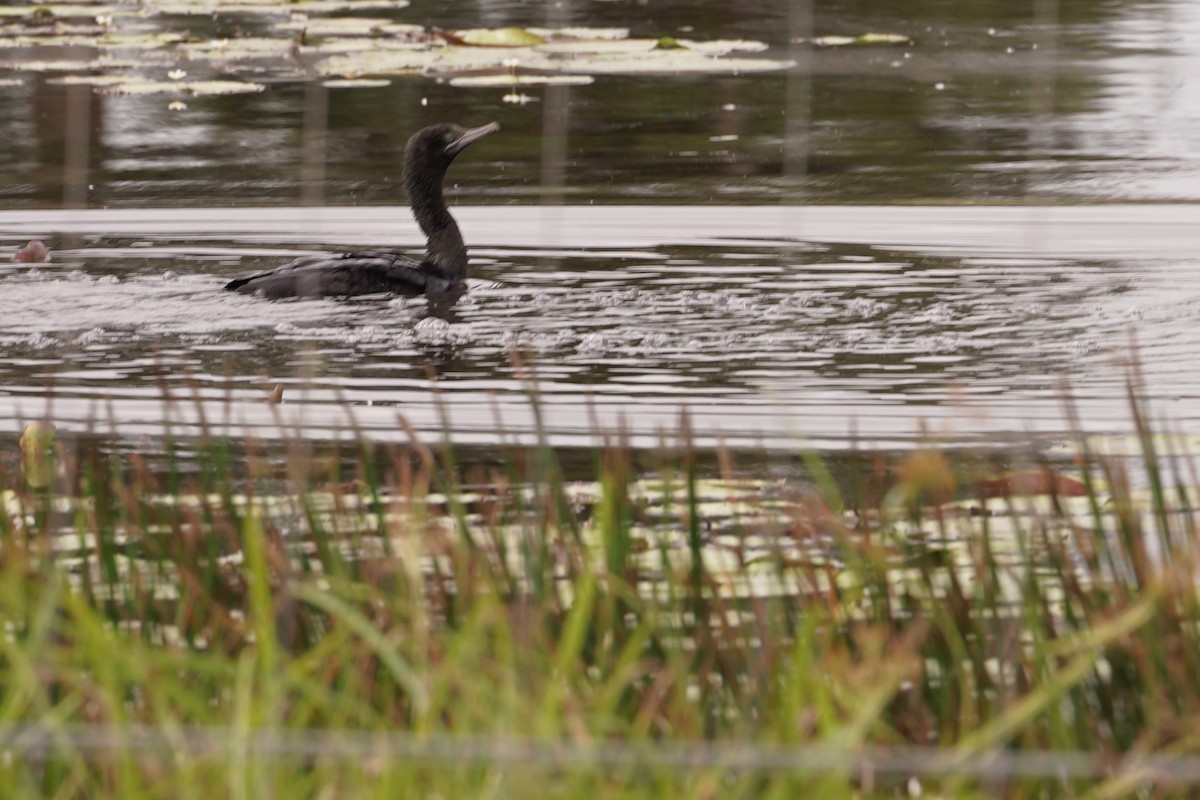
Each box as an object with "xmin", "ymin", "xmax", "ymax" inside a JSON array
[{"xmin": 403, "ymin": 122, "xmax": 500, "ymax": 193}]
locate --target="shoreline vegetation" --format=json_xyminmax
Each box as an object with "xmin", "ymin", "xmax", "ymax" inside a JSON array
[{"xmin": 2, "ymin": 376, "xmax": 1199, "ymax": 798}]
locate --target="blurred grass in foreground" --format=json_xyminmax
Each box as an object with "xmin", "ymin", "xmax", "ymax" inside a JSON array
[{"xmin": 1, "ymin": 379, "xmax": 1199, "ymax": 798}]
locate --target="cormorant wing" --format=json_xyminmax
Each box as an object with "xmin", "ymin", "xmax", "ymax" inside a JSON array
[{"xmin": 225, "ymin": 252, "xmax": 446, "ymax": 299}]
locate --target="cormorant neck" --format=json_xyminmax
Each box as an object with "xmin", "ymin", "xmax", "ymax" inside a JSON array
[{"xmin": 406, "ymin": 170, "xmax": 467, "ymax": 282}]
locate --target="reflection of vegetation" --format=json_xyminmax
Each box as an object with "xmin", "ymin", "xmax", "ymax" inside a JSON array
[{"xmin": 3, "ymin": 380, "xmax": 1200, "ymax": 795}]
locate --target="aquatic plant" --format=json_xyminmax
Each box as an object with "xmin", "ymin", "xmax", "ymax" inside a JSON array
[
  {"xmin": 2, "ymin": 377, "xmax": 1200, "ymax": 797},
  {"xmin": 0, "ymin": 1, "xmax": 795, "ymax": 100}
]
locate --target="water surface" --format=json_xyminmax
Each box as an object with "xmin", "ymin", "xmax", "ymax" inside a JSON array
[
  {"xmin": 2, "ymin": 205, "xmax": 1195, "ymax": 448},
  {"xmin": 3, "ymin": 0, "xmax": 1200, "ymax": 449}
]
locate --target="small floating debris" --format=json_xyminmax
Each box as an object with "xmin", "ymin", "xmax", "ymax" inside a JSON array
[{"xmin": 12, "ymin": 239, "xmax": 49, "ymax": 263}]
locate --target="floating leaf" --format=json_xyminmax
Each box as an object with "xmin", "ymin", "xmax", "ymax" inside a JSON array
[
  {"xmin": 0, "ymin": 30, "xmax": 175, "ymax": 49},
  {"xmin": 99, "ymin": 79, "xmax": 266, "ymax": 95},
  {"xmin": 653, "ymin": 36, "xmax": 686, "ymax": 51},
  {"xmin": 322, "ymin": 77, "xmax": 391, "ymax": 88},
  {"xmin": 448, "ymin": 73, "xmax": 593, "ymax": 87},
  {"xmin": 273, "ymin": 17, "xmax": 423, "ymax": 38},
  {"xmin": 575, "ymin": 54, "xmax": 796, "ymax": 75},
  {"xmin": 318, "ymin": 46, "xmax": 509, "ymax": 78},
  {"xmin": 0, "ymin": 57, "xmax": 143, "ymax": 71},
  {"xmin": 534, "ymin": 38, "xmax": 661, "ymax": 56},
  {"xmin": 177, "ymin": 36, "xmax": 296, "ymax": 57},
  {"xmin": 0, "ymin": 5, "xmax": 135, "ymax": 19},
  {"xmin": 440, "ymin": 27, "xmax": 547, "ymax": 47},
  {"xmin": 535, "ymin": 38, "xmax": 765, "ymax": 57},
  {"xmin": 686, "ymin": 39, "xmax": 770, "ymax": 55},
  {"xmin": 810, "ymin": 35, "xmax": 854, "ymax": 47},
  {"xmin": 0, "ymin": 18, "xmax": 792, "ymax": 85},
  {"xmin": 856, "ymin": 32, "xmax": 913, "ymax": 45},
  {"xmin": 320, "ymin": 39, "xmax": 795, "ymax": 79},
  {"xmin": 525, "ymin": 27, "xmax": 629, "ymax": 41},
  {"xmin": 810, "ymin": 32, "xmax": 912, "ymax": 47},
  {"xmin": 154, "ymin": 0, "xmax": 410, "ymax": 14},
  {"xmin": 46, "ymin": 74, "xmax": 131, "ymax": 86}
]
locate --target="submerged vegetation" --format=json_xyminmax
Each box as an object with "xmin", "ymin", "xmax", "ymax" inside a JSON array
[{"xmin": 2, "ymin": 379, "xmax": 1200, "ymax": 797}]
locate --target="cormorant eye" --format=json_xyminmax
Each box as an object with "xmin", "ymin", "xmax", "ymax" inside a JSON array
[{"xmin": 443, "ymin": 132, "xmax": 457, "ymax": 144}]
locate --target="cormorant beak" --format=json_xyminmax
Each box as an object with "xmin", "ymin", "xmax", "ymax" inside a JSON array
[{"xmin": 445, "ymin": 121, "xmax": 500, "ymax": 156}]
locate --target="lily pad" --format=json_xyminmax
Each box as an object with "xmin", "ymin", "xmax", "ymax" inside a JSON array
[
  {"xmin": 154, "ymin": 1, "xmax": 410, "ymax": 13},
  {"xmin": 439, "ymin": 27, "xmax": 547, "ymax": 47},
  {"xmin": 318, "ymin": 46, "xmax": 511, "ymax": 78},
  {"xmin": 686, "ymin": 39, "xmax": 770, "ymax": 55},
  {"xmin": 0, "ymin": 57, "xmax": 143, "ymax": 71},
  {"xmin": 273, "ymin": 18, "xmax": 423, "ymax": 38},
  {"xmin": 0, "ymin": 18, "xmax": 794, "ymax": 87},
  {"xmin": 319, "ymin": 38, "xmax": 795, "ymax": 79},
  {"xmin": 534, "ymin": 38, "xmax": 766, "ymax": 57},
  {"xmin": 534, "ymin": 38, "xmax": 664, "ymax": 56},
  {"xmin": 448, "ymin": 73, "xmax": 593, "ymax": 87},
  {"xmin": 178, "ymin": 37, "xmax": 296, "ymax": 58},
  {"xmin": 46, "ymin": 74, "xmax": 131, "ymax": 86},
  {"xmin": 321, "ymin": 77, "xmax": 391, "ymax": 88},
  {"xmin": 525, "ymin": 27, "xmax": 629, "ymax": 41},
  {"xmin": 571, "ymin": 53, "xmax": 796, "ymax": 75},
  {"xmin": 0, "ymin": 5, "xmax": 135, "ymax": 19},
  {"xmin": 0, "ymin": 32, "xmax": 173, "ymax": 50},
  {"xmin": 653, "ymin": 36, "xmax": 687, "ymax": 51},
  {"xmin": 810, "ymin": 32, "xmax": 912, "ymax": 47},
  {"xmin": 98, "ymin": 78, "xmax": 266, "ymax": 95}
]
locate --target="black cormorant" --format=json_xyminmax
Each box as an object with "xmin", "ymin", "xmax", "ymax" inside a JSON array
[{"xmin": 224, "ymin": 121, "xmax": 499, "ymax": 300}]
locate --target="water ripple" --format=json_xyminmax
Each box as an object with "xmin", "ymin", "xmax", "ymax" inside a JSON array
[{"xmin": 0, "ymin": 206, "xmax": 1196, "ymax": 446}]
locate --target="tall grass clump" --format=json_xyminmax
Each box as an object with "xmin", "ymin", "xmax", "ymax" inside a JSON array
[{"xmin": 2, "ymin": 381, "xmax": 1200, "ymax": 797}]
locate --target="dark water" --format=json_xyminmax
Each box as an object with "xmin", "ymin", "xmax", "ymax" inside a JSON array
[{"xmin": 1, "ymin": 1, "xmax": 1199, "ymax": 449}]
